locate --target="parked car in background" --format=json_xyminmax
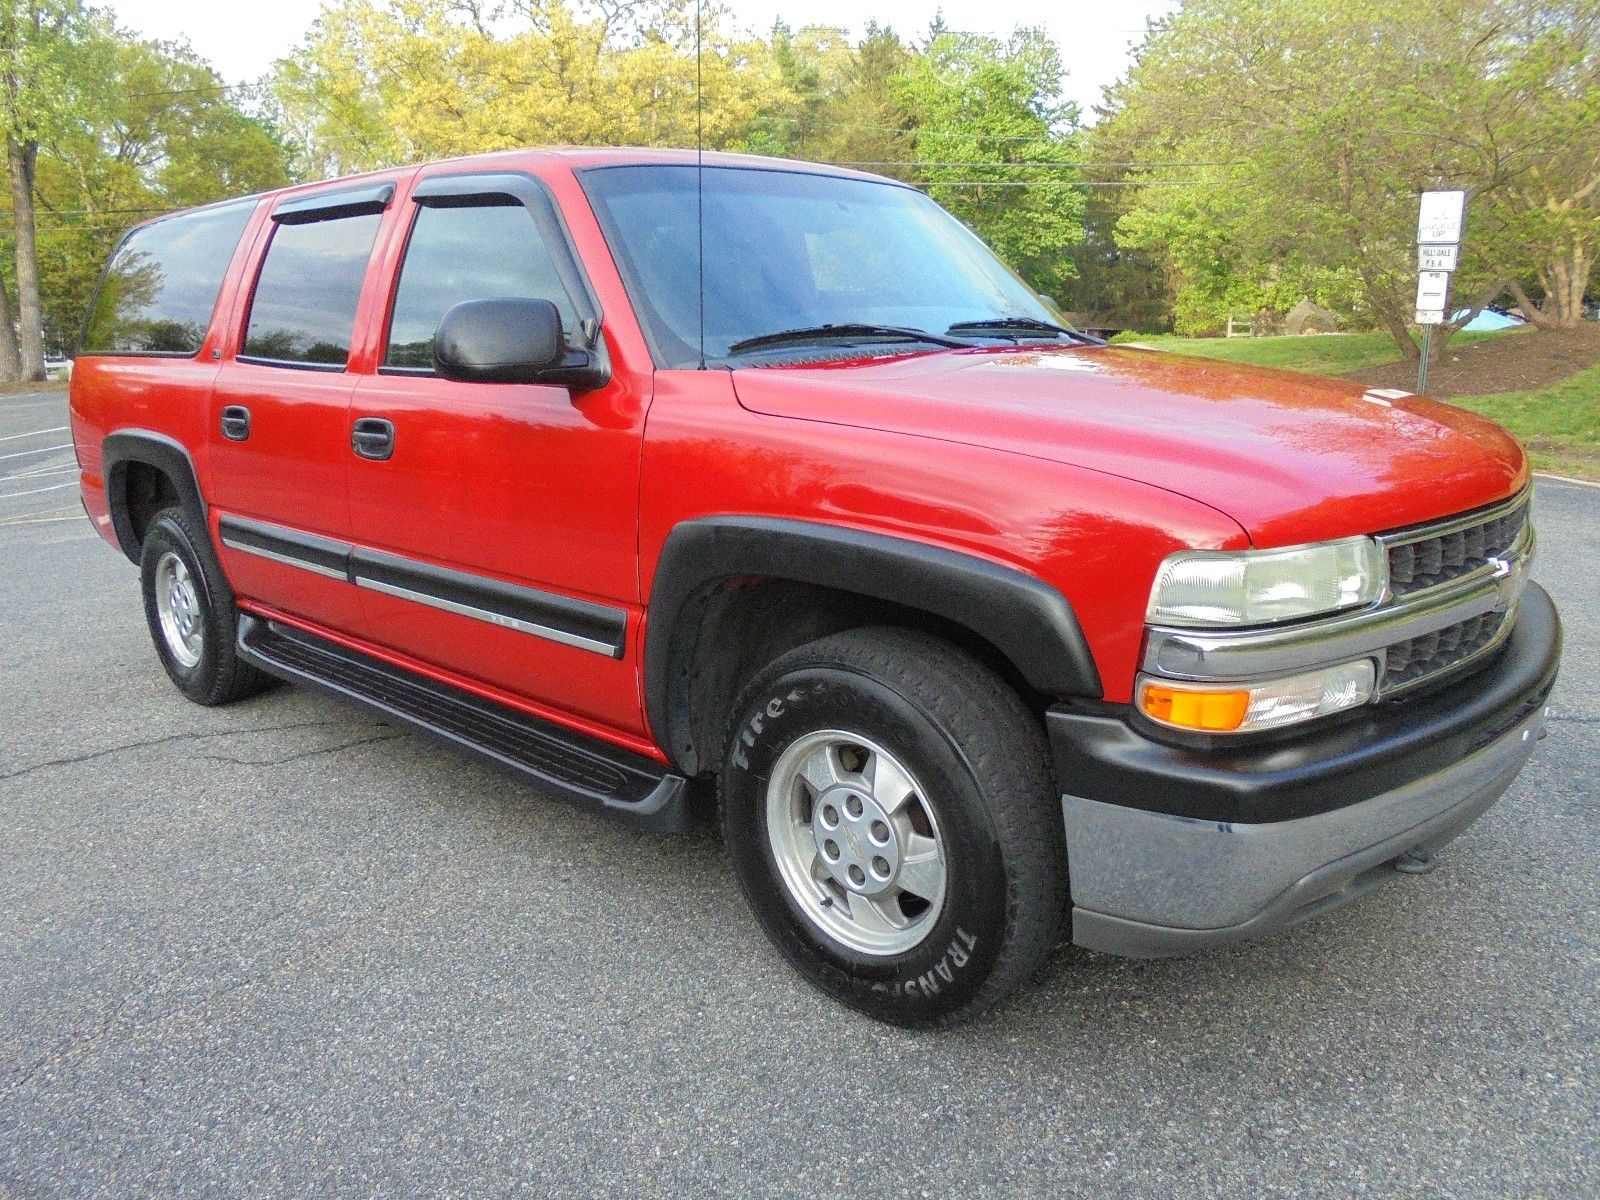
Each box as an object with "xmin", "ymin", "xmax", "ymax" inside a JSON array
[
  {"xmin": 44, "ymin": 353, "xmax": 72, "ymax": 381},
  {"xmin": 68, "ymin": 149, "xmax": 1561, "ymax": 1026}
]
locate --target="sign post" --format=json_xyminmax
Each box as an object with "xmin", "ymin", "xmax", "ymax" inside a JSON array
[{"xmin": 1414, "ymin": 189, "xmax": 1466, "ymax": 395}]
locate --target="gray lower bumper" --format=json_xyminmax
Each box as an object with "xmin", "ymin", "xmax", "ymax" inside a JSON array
[{"xmin": 1064, "ymin": 706, "xmax": 1549, "ymax": 958}]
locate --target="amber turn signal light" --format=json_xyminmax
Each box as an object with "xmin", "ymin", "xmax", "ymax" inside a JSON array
[{"xmin": 1140, "ymin": 682, "xmax": 1251, "ymax": 732}]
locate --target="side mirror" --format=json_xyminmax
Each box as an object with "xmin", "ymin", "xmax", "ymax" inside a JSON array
[{"xmin": 433, "ymin": 298, "xmax": 607, "ymax": 389}]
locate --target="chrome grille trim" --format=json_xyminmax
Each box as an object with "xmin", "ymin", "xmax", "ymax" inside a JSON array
[
  {"xmin": 1142, "ymin": 501, "xmax": 1534, "ymax": 700},
  {"xmin": 1378, "ymin": 488, "xmax": 1531, "ymax": 601},
  {"xmin": 1380, "ymin": 606, "xmax": 1516, "ymax": 696}
]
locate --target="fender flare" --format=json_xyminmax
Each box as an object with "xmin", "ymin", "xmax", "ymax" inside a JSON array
[
  {"xmin": 102, "ymin": 429, "xmax": 207, "ymax": 563},
  {"xmin": 645, "ymin": 516, "xmax": 1102, "ymax": 771}
]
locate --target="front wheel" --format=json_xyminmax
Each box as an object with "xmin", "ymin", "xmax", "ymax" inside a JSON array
[{"xmin": 720, "ymin": 627, "xmax": 1067, "ymax": 1027}]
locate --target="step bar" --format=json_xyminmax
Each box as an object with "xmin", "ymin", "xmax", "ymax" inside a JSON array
[{"xmin": 236, "ymin": 614, "xmax": 691, "ymax": 832}]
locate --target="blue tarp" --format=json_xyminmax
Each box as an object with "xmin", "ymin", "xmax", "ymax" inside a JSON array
[{"xmin": 1455, "ymin": 308, "xmax": 1525, "ymax": 332}]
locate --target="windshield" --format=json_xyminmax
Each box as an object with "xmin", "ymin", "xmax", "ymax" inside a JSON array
[{"xmin": 579, "ymin": 165, "xmax": 1059, "ymax": 367}]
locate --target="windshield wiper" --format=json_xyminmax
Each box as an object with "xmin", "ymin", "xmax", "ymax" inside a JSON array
[
  {"xmin": 726, "ymin": 323, "xmax": 971, "ymax": 356},
  {"xmin": 945, "ymin": 316, "xmax": 1102, "ymax": 344}
]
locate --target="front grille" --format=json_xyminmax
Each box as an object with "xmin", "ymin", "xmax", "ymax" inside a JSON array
[
  {"xmin": 1386, "ymin": 498, "xmax": 1527, "ymax": 597},
  {"xmin": 1382, "ymin": 608, "xmax": 1509, "ymax": 692}
]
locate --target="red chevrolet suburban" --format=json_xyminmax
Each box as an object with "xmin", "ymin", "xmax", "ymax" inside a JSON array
[{"xmin": 70, "ymin": 149, "xmax": 1561, "ymax": 1026}]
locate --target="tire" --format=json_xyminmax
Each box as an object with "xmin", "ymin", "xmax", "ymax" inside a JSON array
[
  {"xmin": 720, "ymin": 626, "xmax": 1066, "ymax": 1027},
  {"xmin": 139, "ymin": 506, "xmax": 272, "ymax": 706}
]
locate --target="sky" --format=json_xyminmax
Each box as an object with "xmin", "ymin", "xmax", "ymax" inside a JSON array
[{"xmin": 106, "ymin": 0, "xmax": 1177, "ymax": 121}]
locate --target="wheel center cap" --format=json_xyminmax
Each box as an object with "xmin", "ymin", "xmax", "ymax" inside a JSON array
[{"xmin": 813, "ymin": 785, "xmax": 901, "ymax": 896}]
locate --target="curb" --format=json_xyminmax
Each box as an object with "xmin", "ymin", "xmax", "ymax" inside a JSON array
[{"xmin": 1534, "ymin": 471, "xmax": 1600, "ymax": 490}]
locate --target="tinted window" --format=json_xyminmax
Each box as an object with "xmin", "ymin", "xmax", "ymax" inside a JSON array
[
  {"xmin": 581, "ymin": 166, "xmax": 1055, "ymax": 367},
  {"xmin": 243, "ymin": 212, "xmax": 382, "ymax": 366},
  {"xmin": 385, "ymin": 202, "xmax": 575, "ymax": 370},
  {"xmin": 80, "ymin": 200, "xmax": 254, "ymax": 356}
]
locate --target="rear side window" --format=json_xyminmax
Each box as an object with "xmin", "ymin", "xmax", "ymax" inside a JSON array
[
  {"xmin": 79, "ymin": 200, "xmax": 254, "ymax": 356},
  {"xmin": 242, "ymin": 212, "xmax": 382, "ymax": 367},
  {"xmin": 384, "ymin": 201, "xmax": 576, "ymax": 370}
]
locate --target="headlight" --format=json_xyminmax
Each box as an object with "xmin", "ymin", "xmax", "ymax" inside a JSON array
[
  {"xmin": 1139, "ymin": 660, "xmax": 1377, "ymax": 734},
  {"xmin": 1147, "ymin": 537, "xmax": 1386, "ymax": 627}
]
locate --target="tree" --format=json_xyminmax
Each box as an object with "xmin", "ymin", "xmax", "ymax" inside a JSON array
[
  {"xmin": 23, "ymin": 30, "xmax": 290, "ymax": 350},
  {"xmin": 1480, "ymin": 0, "xmax": 1600, "ymax": 327},
  {"xmin": 1066, "ymin": 184, "xmax": 1174, "ymax": 333},
  {"xmin": 1101, "ymin": 0, "xmax": 1599, "ymax": 353},
  {"xmin": 0, "ymin": 0, "xmax": 98, "ymax": 380},
  {"xmin": 895, "ymin": 28, "xmax": 1085, "ymax": 299},
  {"xmin": 269, "ymin": 0, "xmax": 790, "ymax": 175}
]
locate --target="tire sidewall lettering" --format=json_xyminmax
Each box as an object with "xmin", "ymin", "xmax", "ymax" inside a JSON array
[{"xmin": 723, "ymin": 668, "xmax": 1008, "ymax": 1021}]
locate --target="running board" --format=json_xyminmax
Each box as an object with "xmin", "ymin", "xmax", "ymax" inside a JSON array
[{"xmin": 236, "ymin": 614, "xmax": 690, "ymax": 832}]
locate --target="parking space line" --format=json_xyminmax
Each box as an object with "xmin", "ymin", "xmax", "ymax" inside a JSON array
[
  {"xmin": 0, "ymin": 425, "xmax": 67, "ymax": 443},
  {"xmin": 8, "ymin": 466, "xmax": 76, "ymax": 481},
  {"xmin": 0, "ymin": 481, "xmax": 77, "ymax": 498},
  {"xmin": 0, "ymin": 443, "xmax": 70, "ymax": 461},
  {"xmin": 0, "ymin": 511, "xmax": 80, "ymax": 527}
]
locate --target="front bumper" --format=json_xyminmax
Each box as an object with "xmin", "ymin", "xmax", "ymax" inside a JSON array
[{"xmin": 1051, "ymin": 581, "xmax": 1561, "ymax": 957}]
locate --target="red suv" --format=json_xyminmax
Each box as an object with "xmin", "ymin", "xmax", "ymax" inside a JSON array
[{"xmin": 69, "ymin": 150, "xmax": 1561, "ymax": 1026}]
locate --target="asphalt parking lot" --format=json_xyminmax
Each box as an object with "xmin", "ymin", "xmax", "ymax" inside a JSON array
[{"xmin": 1, "ymin": 388, "xmax": 1596, "ymax": 1197}]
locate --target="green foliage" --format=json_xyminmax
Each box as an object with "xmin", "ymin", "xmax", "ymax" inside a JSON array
[
  {"xmin": 269, "ymin": 0, "xmax": 789, "ymax": 176},
  {"xmin": 266, "ymin": 6, "xmax": 1088, "ymax": 298},
  {"xmin": 1066, "ymin": 185, "xmax": 1173, "ymax": 333},
  {"xmin": 1099, "ymin": 0, "xmax": 1600, "ymax": 350},
  {"xmin": 0, "ymin": 4, "xmax": 1094, "ymax": 350},
  {"xmin": 895, "ymin": 29, "xmax": 1084, "ymax": 298},
  {"xmin": 0, "ymin": 7, "xmax": 291, "ymax": 348}
]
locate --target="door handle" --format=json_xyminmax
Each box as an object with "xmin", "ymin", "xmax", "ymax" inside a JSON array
[
  {"xmin": 220, "ymin": 405, "xmax": 251, "ymax": 441},
  {"xmin": 351, "ymin": 417, "xmax": 395, "ymax": 461}
]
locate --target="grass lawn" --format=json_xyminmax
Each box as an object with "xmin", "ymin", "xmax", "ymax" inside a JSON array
[
  {"xmin": 1111, "ymin": 329, "xmax": 1505, "ymax": 376},
  {"xmin": 1452, "ymin": 365, "xmax": 1600, "ymax": 481}
]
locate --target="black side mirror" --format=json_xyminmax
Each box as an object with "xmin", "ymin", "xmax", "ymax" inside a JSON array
[{"xmin": 433, "ymin": 298, "xmax": 607, "ymax": 389}]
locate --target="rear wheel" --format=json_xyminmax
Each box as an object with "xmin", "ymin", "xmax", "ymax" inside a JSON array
[
  {"xmin": 139, "ymin": 507, "xmax": 271, "ymax": 706},
  {"xmin": 720, "ymin": 627, "xmax": 1066, "ymax": 1027}
]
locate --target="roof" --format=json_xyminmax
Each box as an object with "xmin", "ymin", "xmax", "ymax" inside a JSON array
[{"xmin": 132, "ymin": 147, "xmax": 900, "ymax": 236}]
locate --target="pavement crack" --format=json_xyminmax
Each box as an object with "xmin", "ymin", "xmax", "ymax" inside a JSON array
[
  {"xmin": 0, "ymin": 719, "xmax": 363, "ymax": 784},
  {"xmin": 199, "ymin": 731, "xmax": 406, "ymax": 766}
]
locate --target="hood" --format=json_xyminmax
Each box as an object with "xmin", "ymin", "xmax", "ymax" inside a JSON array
[{"xmin": 731, "ymin": 345, "xmax": 1527, "ymax": 547}]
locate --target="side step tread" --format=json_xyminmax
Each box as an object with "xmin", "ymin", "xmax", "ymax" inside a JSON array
[{"xmin": 236, "ymin": 614, "xmax": 690, "ymax": 832}]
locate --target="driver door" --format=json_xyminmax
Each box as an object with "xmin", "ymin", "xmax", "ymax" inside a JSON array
[{"xmin": 345, "ymin": 172, "xmax": 647, "ymax": 737}]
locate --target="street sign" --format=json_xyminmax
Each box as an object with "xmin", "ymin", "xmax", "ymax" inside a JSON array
[
  {"xmin": 1415, "ymin": 270, "xmax": 1451, "ymax": 326},
  {"xmin": 1414, "ymin": 192, "xmax": 1466, "ymax": 394},
  {"xmin": 1418, "ymin": 190, "xmax": 1467, "ymax": 245},
  {"xmin": 1415, "ymin": 270, "xmax": 1451, "ymax": 307},
  {"xmin": 1419, "ymin": 244, "xmax": 1459, "ymax": 272}
]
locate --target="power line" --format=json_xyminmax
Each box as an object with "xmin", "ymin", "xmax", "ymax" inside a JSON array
[
  {"xmin": 911, "ymin": 179, "xmax": 1205, "ymax": 188},
  {"xmin": 832, "ymin": 160, "xmax": 1241, "ymax": 169},
  {"xmin": 124, "ymin": 80, "xmax": 263, "ymax": 101},
  {"xmin": 31, "ymin": 206, "xmax": 183, "ymax": 216}
]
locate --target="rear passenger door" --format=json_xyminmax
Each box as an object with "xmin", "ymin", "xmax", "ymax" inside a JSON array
[
  {"xmin": 209, "ymin": 185, "xmax": 394, "ymax": 635},
  {"xmin": 345, "ymin": 171, "xmax": 648, "ymax": 737}
]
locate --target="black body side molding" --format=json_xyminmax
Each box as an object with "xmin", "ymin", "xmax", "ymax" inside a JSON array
[
  {"xmin": 101, "ymin": 429, "xmax": 208, "ymax": 562},
  {"xmin": 236, "ymin": 615, "xmax": 689, "ymax": 833},
  {"xmin": 646, "ymin": 516, "xmax": 1102, "ymax": 772}
]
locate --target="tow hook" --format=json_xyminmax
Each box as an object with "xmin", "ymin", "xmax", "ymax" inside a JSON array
[{"xmin": 1395, "ymin": 847, "xmax": 1438, "ymax": 875}]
